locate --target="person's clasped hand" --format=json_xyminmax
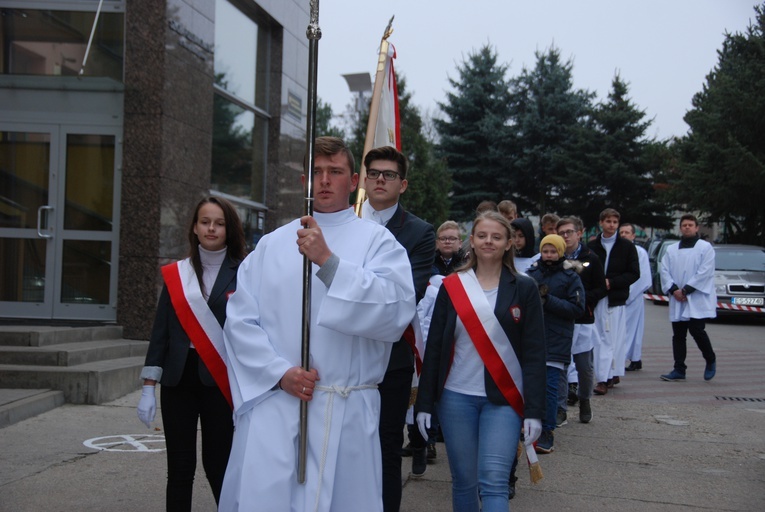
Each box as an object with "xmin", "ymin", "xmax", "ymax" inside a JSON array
[
  {"xmin": 137, "ymin": 385, "xmax": 156, "ymax": 428},
  {"xmin": 523, "ymin": 418, "xmax": 542, "ymax": 445}
]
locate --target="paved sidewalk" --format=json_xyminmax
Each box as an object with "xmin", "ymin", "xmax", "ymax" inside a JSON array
[{"xmin": 2, "ymin": 303, "xmax": 764, "ymax": 511}]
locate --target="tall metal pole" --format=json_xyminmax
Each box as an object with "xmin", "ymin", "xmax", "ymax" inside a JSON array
[{"xmin": 299, "ymin": 0, "xmax": 321, "ymax": 485}]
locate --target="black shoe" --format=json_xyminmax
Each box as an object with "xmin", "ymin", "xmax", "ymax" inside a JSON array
[
  {"xmin": 508, "ymin": 474, "xmax": 517, "ymax": 500},
  {"xmin": 556, "ymin": 408, "xmax": 568, "ymax": 427},
  {"xmin": 579, "ymin": 399, "xmax": 592, "ymax": 423},
  {"xmin": 412, "ymin": 447, "xmax": 427, "ymax": 477},
  {"xmin": 535, "ymin": 430, "xmax": 554, "ymax": 454},
  {"xmin": 626, "ymin": 360, "xmax": 642, "ymax": 371},
  {"xmin": 401, "ymin": 442, "xmax": 413, "ymax": 457},
  {"xmin": 567, "ymin": 383, "xmax": 579, "ymax": 406},
  {"xmin": 427, "ymin": 443, "xmax": 437, "ymax": 462}
]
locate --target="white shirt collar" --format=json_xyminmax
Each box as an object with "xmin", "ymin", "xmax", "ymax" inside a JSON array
[{"xmin": 360, "ymin": 200, "xmax": 398, "ymax": 226}]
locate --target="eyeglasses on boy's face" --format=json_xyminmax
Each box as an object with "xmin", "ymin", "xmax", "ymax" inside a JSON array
[
  {"xmin": 558, "ymin": 229, "xmax": 578, "ymax": 238},
  {"xmin": 438, "ymin": 237, "xmax": 459, "ymax": 243},
  {"xmin": 366, "ymin": 169, "xmax": 401, "ymax": 181}
]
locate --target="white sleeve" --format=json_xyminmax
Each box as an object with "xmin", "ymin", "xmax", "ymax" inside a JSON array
[
  {"xmin": 223, "ymin": 242, "xmax": 292, "ymax": 415},
  {"xmin": 317, "ymin": 229, "xmax": 416, "ymax": 342}
]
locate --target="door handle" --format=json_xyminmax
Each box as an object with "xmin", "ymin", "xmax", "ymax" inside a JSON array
[{"xmin": 37, "ymin": 205, "xmax": 54, "ymax": 238}]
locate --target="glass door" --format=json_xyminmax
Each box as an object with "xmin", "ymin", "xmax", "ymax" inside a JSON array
[{"xmin": 0, "ymin": 124, "xmax": 121, "ymax": 321}]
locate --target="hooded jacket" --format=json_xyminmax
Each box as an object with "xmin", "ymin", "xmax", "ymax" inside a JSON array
[{"xmin": 526, "ymin": 258, "xmax": 585, "ymax": 364}]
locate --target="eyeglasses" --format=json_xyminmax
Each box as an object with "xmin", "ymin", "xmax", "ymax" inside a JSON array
[
  {"xmin": 366, "ymin": 169, "xmax": 401, "ymax": 181},
  {"xmin": 558, "ymin": 229, "xmax": 578, "ymax": 238},
  {"xmin": 438, "ymin": 237, "xmax": 459, "ymax": 243}
]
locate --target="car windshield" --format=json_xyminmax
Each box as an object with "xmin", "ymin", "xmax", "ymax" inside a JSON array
[{"xmin": 715, "ymin": 248, "xmax": 765, "ymax": 272}]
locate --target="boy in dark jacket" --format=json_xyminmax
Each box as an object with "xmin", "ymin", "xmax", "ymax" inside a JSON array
[{"xmin": 527, "ymin": 234, "xmax": 585, "ymax": 453}]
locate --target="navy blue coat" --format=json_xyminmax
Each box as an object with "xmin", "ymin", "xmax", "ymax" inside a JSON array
[
  {"xmin": 526, "ymin": 259, "xmax": 585, "ymax": 365},
  {"xmin": 144, "ymin": 256, "xmax": 239, "ymax": 387},
  {"xmin": 415, "ymin": 267, "xmax": 547, "ymax": 420},
  {"xmin": 384, "ymin": 204, "xmax": 435, "ymax": 372}
]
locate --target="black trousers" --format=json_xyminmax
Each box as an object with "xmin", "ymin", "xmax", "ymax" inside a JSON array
[
  {"xmin": 379, "ymin": 365, "xmax": 414, "ymax": 512},
  {"xmin": 160, "ymin": 350, "xmax": 233, "ymax": 512},
  {"xmin": 671, "ymin": 318, "xmax": 716, "ymax": 372}
]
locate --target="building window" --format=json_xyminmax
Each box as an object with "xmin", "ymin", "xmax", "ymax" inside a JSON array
[
  {"xmin": 0, "ymin": 2, "xmax": 124, "ymax": 80},
  {"xmin": 212, "ymin": 0, "xmax": 269, "ymax": 201},
  {"xmin": 212, "ymin": 0, "xmax": 270, "ymax": 248}
]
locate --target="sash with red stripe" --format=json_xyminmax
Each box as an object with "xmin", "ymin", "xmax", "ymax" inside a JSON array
[
  {"xmin": 402, "ymin": 311, "xmax": 424, "ymax": 377},
  {"xmin": 442, "ymin": 270, "xmax": 525, "ymax": 417},
  {"xmin": 162, "ymin": 260, "xmax": 233, "ymax": 409}
]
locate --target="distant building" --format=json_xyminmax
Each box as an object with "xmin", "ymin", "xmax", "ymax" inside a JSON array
[{"xmin": 0, "ymin": 0, "xmax": 310, "ymax": 338}]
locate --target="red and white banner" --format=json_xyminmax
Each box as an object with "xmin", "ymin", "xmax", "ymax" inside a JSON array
[
  {"xmin": 162, "ymin": 260, "xmax": 233, "ymax": 408},
  {"xmin": 443, "ymin": 270, "xmax": 525, "ymax": 417},
  {"xmin": 373, "ymin": 43, "xmax": 401, "ymax": 151},
  {"xmin": 643, "ymin": 293, "xmax": 765, "ymax": 313}
]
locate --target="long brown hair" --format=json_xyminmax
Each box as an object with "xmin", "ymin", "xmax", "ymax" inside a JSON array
[
  {"xmin": 187, "ymin": 196, "xmax": 247, "ymax": 293},
  {"xmin": 456, "ymin": 211, "xmax": 517, "ymax": 274}
]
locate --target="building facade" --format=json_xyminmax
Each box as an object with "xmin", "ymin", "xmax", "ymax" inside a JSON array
[{"xmin": 0, "ymin": 0, "xmax": 310, "ymax": 338}]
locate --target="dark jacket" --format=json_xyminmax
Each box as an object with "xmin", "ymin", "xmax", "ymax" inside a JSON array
[
  {"xmin": 385, "ymin": 205, "xmax": 436, "ymax": 372},
  {"xmin": 511, "ymin": 218, "xmax": 537, "ymax": 258},
  {"xmin": 415, "ymin": 267, "xmax": 547, "ymax": 420},
  {"xmin": 144, "ymin": 256, "xmax": 240, "ymax": 387},
  {"xmin": 588, "ymin": 234, "xmax": 640, "ymax": 307},
  {"xmin": 526, "ymin": 259, "xmax": 585, "ymax": 364},
  {"xmin": 432, "ymin": 248, "xmax": 465, "ymax": 276},
  {"xmin": 567, "ymin": 244, "xmax": 607, "ymax": 324}
]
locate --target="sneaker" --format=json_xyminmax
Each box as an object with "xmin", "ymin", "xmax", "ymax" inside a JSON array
[
  {"xmin": 401, "ymin": 442, "xmax": 413, "ymax": 457},
  {"xmin": 567, "ymin": 383, "xmax": 579, "ymax": 406},
  {"xmin": 626, "ymin": 360, "xmax": 642, "ymax": 371},
  {"xmin": 704, "ymin": 361, "xmax": 716, "ymax": 381},
  {"xmin": 579, "ymin": 399, "xmax": 592, "ymax": 423},
  {"xmin": 660, "ymin": 369, "xmax": 686, "ymax": 382},
  {"xmin": 412, "ymin": 447, "xmax": 427, "ymax": 477},
  {"xmin": 593, "ymin": 382, "xmax": 608, "ymax": 395},
  {"xmin": 427, "ymin": 443, "xmax": 437, "ymax": 462},
  {"xmin": 556, "ymin": 408, "xmax": 568, "ymax": 427},
  {"xmin": 535, "ymin": 430, "xmax": 554, "ymax": 454}
]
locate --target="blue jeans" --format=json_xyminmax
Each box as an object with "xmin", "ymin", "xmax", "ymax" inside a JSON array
[
  {"xmin": 545, "ymin": 366, "xmax": 562, "ymax": 432},
  {"xmin": 437, "ymin": 388, "xmax": 522, "ymax": 512}
]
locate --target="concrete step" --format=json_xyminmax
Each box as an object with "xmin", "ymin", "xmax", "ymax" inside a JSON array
[
  {"xmin": 0, "ymin": 339, "xmax": 149, "ymax": 366},
  {"xmin": 0, "ymin": 356, "xmax": 145, "ymax": 405},
  {"xmin": 0, "ymin": 325, "xmax": 124, "ymax": 347},
  {"xmin": 0, "ymin": 389, "xmax": 66, "ymax": 429}
]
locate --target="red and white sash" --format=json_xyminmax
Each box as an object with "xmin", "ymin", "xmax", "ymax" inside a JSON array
[
  {"xmin": 162, "ymin": 259, "xmax": 233, "ymax": 409},
  {"xmin": 403, "ymin": 311, "xmax": 425, "ymax": 378},
  {"xmin": 442, "ymin": 270, "xmax": 525, "ymax": 417}
]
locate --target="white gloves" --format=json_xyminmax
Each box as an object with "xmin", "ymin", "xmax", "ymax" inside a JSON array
[
  {"xmin": 523, "ymin": 418, "xmax": 542, "ymax": 445},
  {"xmin": 416, "ymin": 412, "xmax": 432, "ymax": 441},
  {"xmin": 137, "ymin": 385, "xmax": 156, "ymax": 428}
]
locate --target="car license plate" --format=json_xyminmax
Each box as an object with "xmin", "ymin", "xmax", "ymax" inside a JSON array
[{"xmin": 731, "ymin": 297, "xmax": 764, "ymax": 306}]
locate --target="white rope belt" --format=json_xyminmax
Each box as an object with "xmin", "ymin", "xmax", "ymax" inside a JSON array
[{"xmin": 312, "ymin": 384, "xmax": 377, "ymax": 512}]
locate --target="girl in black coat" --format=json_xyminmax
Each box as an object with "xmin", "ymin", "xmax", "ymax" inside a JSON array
[{"xmin": 137, "ymin": 197, "xmax": 246, "ymax": 511}]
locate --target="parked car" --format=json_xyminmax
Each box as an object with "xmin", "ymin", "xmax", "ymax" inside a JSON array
[
  {"xmin": 650, "ymin": 241, "xmax": 765, "ymax": 314},
  {"xmin": 713, "ymin": 244, "xmax": 765, "ymax": 314},
  {"xmin": 648, "ymin": 238, "xmax": 680, "ymax": 299}
]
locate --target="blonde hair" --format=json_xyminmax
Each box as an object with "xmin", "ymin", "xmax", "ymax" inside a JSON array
[{"xmin": 456, "ymin": 211, "xmax": 517, "ymax": 274}]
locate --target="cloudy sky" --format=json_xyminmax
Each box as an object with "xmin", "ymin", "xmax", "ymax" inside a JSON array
[{"xmin": 315, "ymin": 0, "xmax": 757, "ymax": 140}]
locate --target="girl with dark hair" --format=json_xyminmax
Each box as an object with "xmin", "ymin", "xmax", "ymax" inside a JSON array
[
  {"xmin": 137, "ymin": 196, "xmax": 246, "ymax": 511},
  {"xmin": 415, "ymin": 211, "xmax": 546, "ymax": 511}
]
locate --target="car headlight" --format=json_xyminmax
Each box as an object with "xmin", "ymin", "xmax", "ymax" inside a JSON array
[{"xmin": 715, "ymin": 284, "xmax": 728, "ymax": 294}]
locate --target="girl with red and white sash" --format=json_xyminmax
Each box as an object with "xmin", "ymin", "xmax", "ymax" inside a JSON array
[
  {"xmin": 137, "ymin": 197, "xmax": 246, "ymax": 511},
  {"xmin": 415, "ymin": 211, "xmax": 546, "ymax": 512}
]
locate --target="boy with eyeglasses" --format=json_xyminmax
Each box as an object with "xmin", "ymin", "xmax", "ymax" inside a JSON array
[
  {"xmin": 556, "ymin": 216, "xmax": 607, "ymax": 423},
  {"xmin": 360, "ymin": 146, "xmax": 436, "ymax": 510},
  {"xmin": 433, "ymin": 220, "xmax": 465, "ymax": 276}
]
